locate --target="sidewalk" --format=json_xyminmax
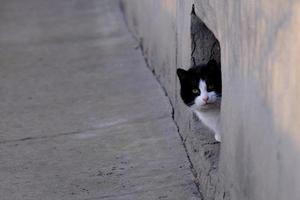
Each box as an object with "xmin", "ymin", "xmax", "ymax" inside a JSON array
[{"xmin": 0, "ymin": 0, "xmax": 201, "ymax": 199}]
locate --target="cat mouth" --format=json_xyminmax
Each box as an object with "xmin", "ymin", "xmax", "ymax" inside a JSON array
[
  {"xmin": 201, "ymin": 103, "xmax": 211, "ymax": 107},
  {"xmin": 198, "ymin": 102, "xmax": 220, "ymax": 110}
]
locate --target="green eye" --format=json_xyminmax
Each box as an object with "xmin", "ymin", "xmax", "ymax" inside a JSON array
[
  {"xmin": 192, "ymin": 89, "xmax": 200, "ymax": 94},
  {"xmin": 208, "ymin": 84, "xmax": 214, "ymax": 90}
]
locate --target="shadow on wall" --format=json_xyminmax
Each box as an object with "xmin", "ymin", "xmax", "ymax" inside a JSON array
[{"xmin": 191, "ymin": 5, "xmax": 220, "ymax": 66}]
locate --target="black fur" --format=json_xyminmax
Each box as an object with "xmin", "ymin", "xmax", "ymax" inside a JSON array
[{"xmin": 176, "ymin": 60, "xmax": 222, "ymax": 106}]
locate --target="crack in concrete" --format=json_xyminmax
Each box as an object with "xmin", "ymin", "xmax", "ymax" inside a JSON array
[{"xmin": 0, "ymin": 114, "xmax": 170, "ymax": 145}]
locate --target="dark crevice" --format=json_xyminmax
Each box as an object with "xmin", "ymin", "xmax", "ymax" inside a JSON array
[
  {"xmin": 190, "ymin": 4, "xmax": 222, "ymax": 200},
  {"xmin": 191, "ymin": 5, "xmax": 220, "ymax": 66}
]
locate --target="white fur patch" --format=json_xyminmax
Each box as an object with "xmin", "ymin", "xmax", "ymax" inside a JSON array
[
  {"xmin": 192, "ymin": 79, "xmax": 221, "ymax": 142},
  {"xmin": 194, "ymin": 79, "xmax": 218, "ymax": 107}
]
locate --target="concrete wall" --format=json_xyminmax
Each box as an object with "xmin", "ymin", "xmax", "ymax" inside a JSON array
[{"xmin": 121, "ymin": 0, "xmax": 300, "ymax": 200}]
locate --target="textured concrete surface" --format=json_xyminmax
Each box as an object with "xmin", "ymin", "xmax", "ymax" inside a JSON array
[
  {"xmin": 122, "ymin": 1, "xmax": 221, "ymax": 199},
  {"xmin": 122, "ymin": 0, "xmax": 300, "ymax": 200},
  {"xmin": 0, "ymin": 0, "xmax": 201, "ymax": 199}
]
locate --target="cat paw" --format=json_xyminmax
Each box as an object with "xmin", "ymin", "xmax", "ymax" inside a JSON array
[{"xmin": 214, "ymin": 133, "xmax": 221, "ymax": 142}]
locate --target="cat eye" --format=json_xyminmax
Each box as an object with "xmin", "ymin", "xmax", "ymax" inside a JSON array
[
  {"xmin": 192, "ymin": 89, "xmax": 200, "ymax": 94},
  {"xmin": 208, "ymin": 84, "xmax": 214, "ymax": 90}
]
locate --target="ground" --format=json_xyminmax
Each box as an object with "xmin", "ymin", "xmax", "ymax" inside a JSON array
[{"xmin": 0, "ymin": 0, "xmax": 201, "ymax": 199}]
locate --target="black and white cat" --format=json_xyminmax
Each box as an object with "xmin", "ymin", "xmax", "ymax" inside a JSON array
[{"xmin": 177, "ymin": 59, "xmax": 222, "ymax": 142}]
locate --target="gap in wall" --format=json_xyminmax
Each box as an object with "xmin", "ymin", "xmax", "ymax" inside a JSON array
[{"xmin": 188, "ymin": 5, "xmax": 222, "ymax": 200}]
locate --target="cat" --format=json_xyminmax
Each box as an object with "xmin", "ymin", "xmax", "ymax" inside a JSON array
[{"xmin": 177, "ymin": 59, "xmax": 222, "ymax": 142}]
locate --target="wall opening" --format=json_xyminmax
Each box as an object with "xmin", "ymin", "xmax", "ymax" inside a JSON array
[{"xmin": 188, "ymin": 5, "xmax": 221, "ymax": 200}]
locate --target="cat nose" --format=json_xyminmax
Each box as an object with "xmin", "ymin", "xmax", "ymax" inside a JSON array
[{"xmin": 203, "ymin": 96, "xmax": 209, "ymax": 102}]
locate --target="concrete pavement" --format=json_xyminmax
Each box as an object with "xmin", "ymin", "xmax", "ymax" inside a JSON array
[{"xmin": 0, "ymin": 0, "xmax": 201, "ymax": 199}]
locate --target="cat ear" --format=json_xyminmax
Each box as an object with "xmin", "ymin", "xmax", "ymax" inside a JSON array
[{"xmin": 177, "ymin": 68, "xmax": 188, "ymax": 81}]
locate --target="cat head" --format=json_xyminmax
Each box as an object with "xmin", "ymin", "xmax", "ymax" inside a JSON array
[{"xmin": 177, "ymin": 59, "xmax": 222, "ymax": 109}]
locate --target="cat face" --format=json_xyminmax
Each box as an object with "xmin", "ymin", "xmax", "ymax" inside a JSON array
[{"xmin": 177, "ymin": 60, "xmax": 222, "ymax": 109}]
